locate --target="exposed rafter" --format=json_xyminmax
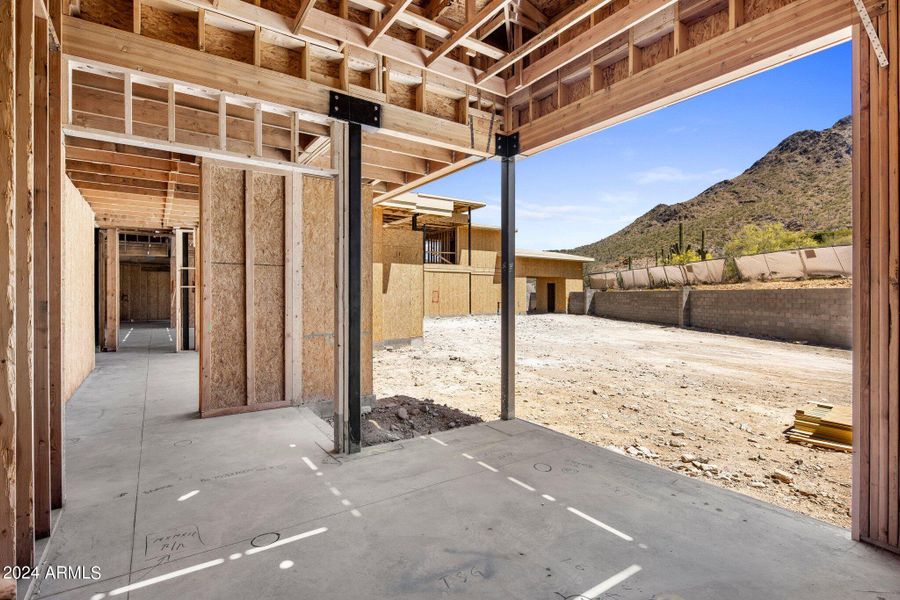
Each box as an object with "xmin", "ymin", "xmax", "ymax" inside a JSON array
[
  {"xmin": 367, "ymin": 0, "xmax": 416, "ymax": 46},
  {"xmin": 426, "ymin": 0, "xmax": 513, "ymax": 66},
  {"xmin": 477, "ymin": 0, "xmax": 615, "ymax": 82},
  {"xmin": 291, "ymin": 0, "xmax": 317, "ymax": 35}
]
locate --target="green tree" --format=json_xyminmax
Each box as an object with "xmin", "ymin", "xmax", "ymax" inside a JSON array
[
  {"xmin": 667, "ymin": 249, "xmax": 712, "ymax": 265},
  {"xmin": 724, "ymin": 223, "xmax": 816, "ymax": 257}
]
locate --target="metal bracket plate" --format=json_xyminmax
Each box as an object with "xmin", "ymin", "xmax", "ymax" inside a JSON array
[
  {"xmin": 851, "ymin": 0, "xmax": 889, "ymax": 68},
  {"xmin": 328, "ymin": 92, "xmax": 382, "ymax": 128},
  {"xmin": 495, "ymin": 132, "xmax": 519, "ymax": 158}
]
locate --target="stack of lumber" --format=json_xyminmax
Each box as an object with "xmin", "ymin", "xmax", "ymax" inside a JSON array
[{"xmin": 785, "ymin": 402, "xmax": 852, "ymax": 452}]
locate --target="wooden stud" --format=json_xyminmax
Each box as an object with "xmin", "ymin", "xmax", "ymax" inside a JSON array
[
  {"xmin": 300, "ymin": 44, "xmax": 310, "ymax": 80},
  {"xmin": 133, "ymin": 0, "xmax": 141, "ymax": 34},
  {"xmin": 101, "ymin": 229, "xmax": 119, "ymax": 351},
  {"xmin": 123, "ymin": 72, "xmax": 132, "ymax": 136},
  {"xmin": 290, "ymin": 172, "xmax": 302, "ymax": 402},
  {"xmin": 15, "ymin": 0, "xmax": 36, "ymax": 568},
  {"xmin": 673, "ymin": 2, "xmax": 687, "ymax": 55},
  {"xmin": 253, "ymin": 26, "xmax": 261, "ymax": 67},
  {"xmin": 728, "ymin": 0, "xmax": 743, "ymax": 30},
  {"xmin": 32, "ymin": 16, "xmax": 51, "ymax": 540},
  {"xmin": 197, "ymin": 8, "xmax": 205, "ymax": 51},
  {"xmin": 331, "ymin": 121, "xmax": 347, "ymax": 452},
  {"xmin": 244, "ymin": 170, "xmax": 255, "ymax": 405},
  {"xmin": 253, "ymin": 102, "xmax": 263, "ymax": 156},
  {"xmin": 218, "ymin": 93, "xmax": 226, "ymax": 151},
  {"xmin": 48, "ymin": 0, "xmax": 64, "ymax": 511},
  {"xmin": 290, "ymin": 112, "xmax": 299, "ymax": 163},
  {"xmin": 628, "ymin": 28, "xmax": 641, "ymax": 76},
  {"xmin": 0, "ymin": 0, "xmax": 16, "ymax": 574},
  {"xmin": 339, "ymin": 47, "xmax": 350, "ymax": 91},
  {"xmin": 416, "ymin": 70, "xmax": 427, "ymax": 113},
  {"xmin": 167, "ymin": 82, "xmax": 176, "ymax": 143}
]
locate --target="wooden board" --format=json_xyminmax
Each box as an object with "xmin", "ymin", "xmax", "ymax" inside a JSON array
[
  {"xmin": 379, "ymin": 227, "xmax": 423, "ymax": 340},
  {"xmin": 0, "ymin": 0, "xmax": 16, "ymax": 571},
  {"xmin": 852, "ymin": 7, "xmax": 900, "ymax": 554},
  {"xmin": 61, "ymin": 177, "xmax": 95, "ymax": 401},
  {"xmin": 120, "ymin": 263, "xmax": 171, "ymax": 322},
  {"xmin": 302, "ymin": 174, "xmax": 335, "ymax": 403}
]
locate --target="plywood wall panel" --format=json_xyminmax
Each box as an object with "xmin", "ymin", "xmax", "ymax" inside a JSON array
[
  {"xmin": 253, "ymin": 264, "xmax": 285, "ymax": 404},
  {"xmin": 380, "ymin": 228, "xmax": 423, "ymax": 340},
  {"xmin": 302, "ymin": 175, "xmax": 335, "ymax": 403},
  {"xmin": 252, "ymin": 172, "xmax": 285, "ymax": 266},
  {"xmin": 120, "ymin": 263, "xmax": 170, "ymax": 322},
  {"xmin": 61, "ymin": 177, "xmax": 95, "ymax": 401},
  {"xmin": 205, "ymin": 262, "xmax": 247, "ymax": 411},
  {"xmin": 206, "ymin": 163, "xmax": 245, "ymax": 264}
]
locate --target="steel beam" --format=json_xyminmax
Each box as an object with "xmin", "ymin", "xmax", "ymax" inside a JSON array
[{"xmin": 496, "ymin": 132, "xmax": 518, "ymax": 420}]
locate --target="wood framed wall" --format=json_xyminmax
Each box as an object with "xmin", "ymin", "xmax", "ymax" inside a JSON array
[
  {"xmin": 199, "ymin": 159, "xmax": 302, "ymax": 417},
  {"xmin": 852, "ymin": 3, "xmax": 900, "ymax": 555},
  {"xmin": 1, "ymin": 0, "xmax": 60, "ymax": 582}
]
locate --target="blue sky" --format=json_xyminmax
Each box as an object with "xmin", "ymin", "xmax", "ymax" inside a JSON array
[{"xmin": 419, "ymin": 42, "xmax": 853, "ymax": 251}]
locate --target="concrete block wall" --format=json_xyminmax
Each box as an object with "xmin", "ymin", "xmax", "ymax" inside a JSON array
[
  {"xmin": 688, "ymin": 288, "xmax": 851, "ymax": 348},
  {"xmin": 590, "ymin": 287, "xmax": 851, "ymax": 348},
  {"xmin": 590, "ymin": 290, "xmax": 684, "ymax": 326}
]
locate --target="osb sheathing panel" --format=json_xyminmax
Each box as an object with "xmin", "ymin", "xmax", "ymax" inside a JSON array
[
  {"xmin": 372, "ymin": 208, "xmax": 384, "ymax": 343},
  {"xmin": 470, "ymin": 275, "xmax": 527, "ymax": 315},
  {"xmin": 388, "ymin": 81, "xmax": 417, "ymax": 111},
  {"xmin": 261, "ymin": 43, "xmax": 302, "ymax": 78},
  {"xmin": 141, "ymin": 4, "xmax": 198, "ymax": 50},
  {"xmin": 78, "ymin": 0, "xmax": 131, "ymax": 32},
  {"xmin": 204, "ymin": 24, "xmax": 254, "ymax": 65},
  {"xmin": 252, "ymin": 172, "xmax": 285, "ymax": 266},
  {"xmin": 640, "ymin": 33, "xmax": 673, "ymax": 70},
  {"xmin": 595, "ymin": 58, "xmax": 628, "ymax": 90},
  {"xmin": 426, "ymin": 94, "xmax": 458, "ymax": 122},
  {"xmin": 302, "ymin": 175, "xmax": 335, "ymax": 402},
  {"xmin": 459, "ymin": 227, "xmax": 501, "ymax": 269},
  {"xmin": 206, "ymin": 164, "xmax": 245, "ymax": 264},
  {"xmin": 62, "ymin": 177, "xmax": 95, "ymax": 401},
  {"xmin": 687, "ymin": 9, "xmax": 729, "ymax": 48},
  {"xmin": 300, "ymin": 176, "xmax": 373, "ymax": 401},
  {"xmin": 518, "ymin": 257, "xmax": 584, "ymax": 280},
  {"xmin": 260, "ymin": 0, "xmax": 301, "ymax": 17},
  {"xmin": 425, "ymin": 270, "xmax": 468, "ymax": 317},
  {"xmin": 361, "ymin": 186, "xmax": 373, "ymax": 398},
  {"xmin": 380, "ymin": 227, "xmax": 423, "ymax": 341},
  {"xmin": 253, "ymin": 265, "xmax": 285, "ymax": 404},
  {"xmin": 206, "ymin": 262, "xmax": 247, "ymax": 410},
  {"xmin": 744, "ymin": 0, "xmax": 795, "ymax": 21}
]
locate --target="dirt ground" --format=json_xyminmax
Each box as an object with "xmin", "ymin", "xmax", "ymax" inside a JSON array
[
  {"xmin": 361, "ymin": 395, "xmax": 483, "ymax": 445},
  {"xmin": 373, "ymin": 314, "xmax": 853, "ymax": 528}
]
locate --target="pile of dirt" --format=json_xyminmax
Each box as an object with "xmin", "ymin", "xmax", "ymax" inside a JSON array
[{"xmin": 362, "ymin": 395, "xmax": 482, "ymax": 446}]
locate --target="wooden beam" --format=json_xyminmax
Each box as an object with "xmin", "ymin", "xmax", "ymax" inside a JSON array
[
  {"xmin": 48, "ymin": 0, "xmax": 64, "ymax": 512},
  {"xmin": 367, "ymin": 0, "xmax": 415, "ymax": 46},
  {"xmin": 244, "ymin": 170, "xmax": 255, "ymax": 405},
  {"xmin": 63, "ymin": 18, "xmax": 498, "ymax": 155},
  {"xmin": 513, "ymin": 0, "xmax": 675, "ymax": 92},
  {"xmin": 123, "ymin": 71, "xmax": 132, "ymax": 135},
  {"xmin": 167, "ymin": 82, "xmax": 176, "ymax": 142},
  {"xmin": 516, "ymin": 0, "xmax": 864, "ymax": 154},
  {"xmin": 291, "ymin": 0, "xmax": 316, "ymax": 35},
  {"xmin": 99, "ymin": 228, "xmax": 118, "ymax": 352},
  {"xmin": 477, "ymin": 0, "xmax": 617, "ymax": 82},
  {"xmin": 426, "ymin": 0, "xmax": 513, "ymax": 66},
  {"xmin": 0, "ymin": 0, "xmax": 17, "ymax": 574},
  {"xmin": 218, "ymin": 93, "xmax": 226, "ymax": 150},
  {"xmin": 15, "ymin": 0, "xmax": 36, "ymax": 568},
  {"xmin": 32, "ymin": 16, "xmax": 52, "ymax": 540}
]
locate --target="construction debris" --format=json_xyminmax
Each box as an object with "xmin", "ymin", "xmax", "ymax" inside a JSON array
[{"xmin": 785, "ymin": 403, "xmax": 852, "ymax": 452}]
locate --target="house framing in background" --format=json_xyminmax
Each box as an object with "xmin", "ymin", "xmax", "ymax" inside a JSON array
[
  {"xmin": 374, "ymin": 191, "xmax": 592, "ymax": 346},
  {"xmin": 1, "ymin": 0, "xmax": 899, "ymax": 593}
]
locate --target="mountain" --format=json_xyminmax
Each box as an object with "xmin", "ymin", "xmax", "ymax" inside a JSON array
[{"xmin": 566, "ymin": 116, "xmax": 853, "ymax": 270}]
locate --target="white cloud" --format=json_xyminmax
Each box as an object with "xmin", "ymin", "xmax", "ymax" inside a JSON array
[{"xmin": 631, "ymin": 166, "xmax": 733, "ymax": 186}]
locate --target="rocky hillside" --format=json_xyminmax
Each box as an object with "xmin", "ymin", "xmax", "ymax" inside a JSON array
[{"xmin": 567, "ymin": 116, "xmax": 852, "ymax": 270}]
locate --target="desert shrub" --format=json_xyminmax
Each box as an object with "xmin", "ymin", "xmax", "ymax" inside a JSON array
[
  {"xmin": 724, "ymin": 223, "xmax": 817, "ymax": 257},
  {"xmin": 667, "ymin": 249, "xmax": 713, "ymax": 265}
]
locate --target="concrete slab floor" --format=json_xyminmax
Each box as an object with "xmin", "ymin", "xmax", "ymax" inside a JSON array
[{"xmin": 26, "ymin": 323, "xmax": 900, "ymax": 599}]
